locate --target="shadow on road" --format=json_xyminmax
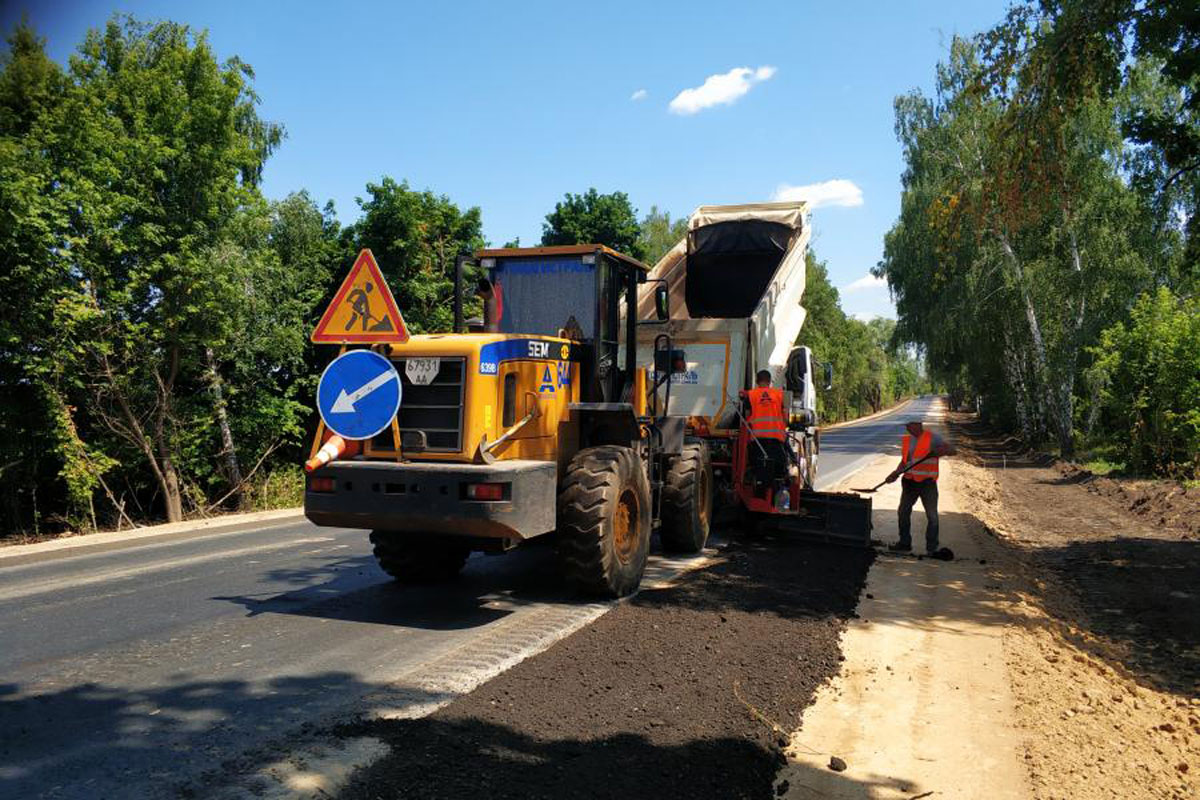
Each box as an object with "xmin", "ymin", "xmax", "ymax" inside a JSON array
[
  {"xmin": 0, "ymin": 671, "xmax": 449, "ymax": 800},
  {"xmin": 212, "ymin": 546, "xmax": 576, "ymax": 632}
]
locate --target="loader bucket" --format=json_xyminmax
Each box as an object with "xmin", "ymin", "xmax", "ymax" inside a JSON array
[{"xmin": 772, "ymin": 490, "xmax": 873, "ymax": 547}]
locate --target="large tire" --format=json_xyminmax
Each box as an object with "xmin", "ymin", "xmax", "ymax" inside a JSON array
[
  {"xmin": 369, "ymin": 531, "xmax": 470, "ymax": 584},
  {"xmin": 557, "ymin": 445, "xmax": 651, "ymax": 597},
  {"xmin": 660, "ymin": 438, "xmax": 713, "ymax": 553}
]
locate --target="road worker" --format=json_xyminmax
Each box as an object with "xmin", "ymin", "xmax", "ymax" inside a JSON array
[
  {"xmin": 885, "ymin": 419, "xmax": 956, "ymax": 557},
  {"xmin": 743, "ymin": 370, "xmax": 790, "ymax": 504}
]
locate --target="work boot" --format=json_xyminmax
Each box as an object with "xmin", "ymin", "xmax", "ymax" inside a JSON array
[{"xmin": 887, "ymin": 541, "xmax": 912, "ymax": 553}]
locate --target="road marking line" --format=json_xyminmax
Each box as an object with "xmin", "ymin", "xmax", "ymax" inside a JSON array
[
  {"xmin": 217, "ymin": 550, "xmax": 719, "ymax": 798},
  {"xmin": 0, "ymin": 537, "xmax": 335, "ymax": 603}
]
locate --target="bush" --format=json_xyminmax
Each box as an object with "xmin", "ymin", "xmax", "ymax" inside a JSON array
[
  {"xmin": 1088, "ymin": 288, "xmax": 1200, "ymax": 478},
  {"xmin": 244, "ymin": 466, "xmax": 306, "ymax": 511}
]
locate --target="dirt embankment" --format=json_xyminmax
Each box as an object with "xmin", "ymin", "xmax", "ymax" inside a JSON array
[
  {"xmin": 337, "ymin": 539, "xmax": 873, "ymax": 800},
  {"xmin": 945, "ymin": 413, "xmax": 1199, "ymax": 800}
]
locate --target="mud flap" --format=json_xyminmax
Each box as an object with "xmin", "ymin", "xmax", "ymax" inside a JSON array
[{"xmin": 770, "ymin": 490, "xmax": 873, "ymax": 547}]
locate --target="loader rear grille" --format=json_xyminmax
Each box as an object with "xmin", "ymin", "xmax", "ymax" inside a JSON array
[{"xmin": 368, "ymin": 358, "xmax": 465, "ymax": 453}]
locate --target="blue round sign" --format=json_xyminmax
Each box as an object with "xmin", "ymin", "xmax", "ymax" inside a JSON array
[{"xmin": 317, "ymin": 350, "xmax": 402, "ymax": 440}]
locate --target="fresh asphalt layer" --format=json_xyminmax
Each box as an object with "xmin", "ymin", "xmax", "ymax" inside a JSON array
[{"xmin": 0, "ymin": 397, "xmax": 936, "ymax": 799}]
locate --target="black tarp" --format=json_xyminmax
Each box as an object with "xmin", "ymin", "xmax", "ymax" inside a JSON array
[{"xmin": 684, "ymin": 220, "xmax": 791, "ymax": 318}]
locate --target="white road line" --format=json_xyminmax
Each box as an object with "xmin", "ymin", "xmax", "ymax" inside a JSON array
[
  {"xmin": 0, "ymin": 537, "xmax": 335, "ymax": 603},
  {"xmin": 218, "ymin": 549, "xmax": 720, "ymax": 799}
]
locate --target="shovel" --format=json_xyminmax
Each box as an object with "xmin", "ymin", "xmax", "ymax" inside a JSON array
[{"xmin": 852, "ymin": 453, "xmax": 934, "ymax": 494}]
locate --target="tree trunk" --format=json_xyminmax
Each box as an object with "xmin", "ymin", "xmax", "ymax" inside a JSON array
[
  {"xmin": 1053, "ymin": 227, "xmax": 1089, "ymax": 459},
  {"xmin": 206, "ymin": 346, "xmax": 243, "ymax": 507},
  {"xmin": 998, "ymin": 230, "xmax": 1054, "ymax": 442},
  {"xmin": 151, "ymin": 347, "xmax": 184, "ymax": 523}
]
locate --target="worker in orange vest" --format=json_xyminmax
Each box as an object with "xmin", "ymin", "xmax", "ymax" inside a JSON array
[
  {"xmin": 885, "ymin": 419, "xmax": 956, "ymax": 556},
  {"xmin": 744, "ymin": 370, "xmax": 791, "ymax": 505}
]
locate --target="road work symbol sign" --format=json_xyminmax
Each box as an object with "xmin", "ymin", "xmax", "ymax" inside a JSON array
[
  {"xmin": 311, "ymin": 249, "xmax": 410, "ymax": 344},
  {"xmin": 317, "ymin": 349, "xmax": 402, "ymax": 440}
]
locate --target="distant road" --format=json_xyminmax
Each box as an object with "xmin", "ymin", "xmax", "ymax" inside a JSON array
[
  {"xmin": 816, "ymin": 395, "xmax": 938, "ymax": 489},
  {"xmin": 0, "ymin": 396, "xmax": 936, "ymax": 798}
]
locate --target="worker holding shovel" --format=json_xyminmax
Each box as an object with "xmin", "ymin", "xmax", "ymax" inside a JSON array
[{"xmin": 885, "ymin": 420, "xmax": 956, "ymax": 558}]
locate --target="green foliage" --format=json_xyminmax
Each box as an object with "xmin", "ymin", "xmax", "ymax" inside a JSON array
[
  {"xmin": 342, "ymin": 177, "xmax": 485, "ymax": 334},
  {"xmin": 883, "ymin": 5, "xmax": 1199, "ymax": 475},
  {"xmin": 638, "ymin": 206, "xmax": 688, "ymax": 266},
  {"xmin": 244, "ymin": 465, "xmax": 305, "ymax": 511},
  {"xmin": 797, "ymin": 252, "xmax": 928, "ymax": 422},
  {"xmin": 0, "ymin": 15, "xmax": 335, "ymax": 532},
  {"xmin": 1087, "ymin": 288, "xmax": 1200, "ymax": 477},
  {"xmin": 541, "ymin": 188, "xmax": 644, "ymax": 260}
]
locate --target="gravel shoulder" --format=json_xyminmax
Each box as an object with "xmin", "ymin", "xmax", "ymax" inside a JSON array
[
  {"xmin": 778, "ymin": 410, "xmax": 1029, "ymax": 800},
  {"xmin": 333, "ymin": 535, "xmax": 873, "ymax": 799}
]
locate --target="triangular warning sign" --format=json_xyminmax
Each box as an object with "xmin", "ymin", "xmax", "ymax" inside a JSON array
[{"xmin": 311, "ymin": 249, "xmax": 410, "ymax": 344}]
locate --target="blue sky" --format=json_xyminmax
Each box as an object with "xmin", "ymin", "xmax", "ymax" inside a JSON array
[{"xmin": 6, "ymin": 0, "xmax": 1008, "ymax": 320}]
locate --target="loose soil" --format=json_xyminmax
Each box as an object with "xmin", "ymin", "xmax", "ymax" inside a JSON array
[
  {"xmin": 945, "ymin": 412, "xmax": 1199, "ymax": 800},
  {"xmin": 337, "ymin": 538, "xmax": 873, "ymax": 800}
]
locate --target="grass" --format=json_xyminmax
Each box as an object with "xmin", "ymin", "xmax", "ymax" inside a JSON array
[
  {"xmin": 1071, "ymin": 440, "xmax": 1127, "ymax": 476},
  {"xmin": 244, "ymin": 466, "xmax": 305, "ymax": 511},
  {"xmin": 1080, "ymin": 457, "xmax": 1124, "ymax": 476}
]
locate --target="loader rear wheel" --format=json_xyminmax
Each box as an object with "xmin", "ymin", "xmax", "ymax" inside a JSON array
[
  {"xmin": 370, "ymin": 532, "xmax": 470, "ymax": 584},
  {"xmin": 661, "ymin": 439, "xmax": 713, "ymax": 554},
  {"xmin": 557, "ymin": 445, "xmax": 651, "ymax": 597}
]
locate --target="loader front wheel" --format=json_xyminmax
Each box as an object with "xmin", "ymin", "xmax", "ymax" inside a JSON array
[
  {"xmin": 557, "ymin": 445, "xmax": 651, "ymax": 597},
  {"xmin": 661, "ymin": 439, "xmax": 713, "ymax": 554},
  {"xmin": 370, "ymin": 532, "xmax": 470, "ymax": 584}
]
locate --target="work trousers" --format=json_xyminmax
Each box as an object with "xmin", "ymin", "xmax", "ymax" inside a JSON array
[{"xmin": 897, "ymin": 478, "xmax": 939, "ymax": 552}]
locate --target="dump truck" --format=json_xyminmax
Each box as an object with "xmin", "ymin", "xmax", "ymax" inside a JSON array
[
  {"xmin": 636, "ymin": 202, "xmax": 872, "ymax": 543},
  {"xmin": 305, "ymin": 244, "xmax": 711, "ymax": 597}
]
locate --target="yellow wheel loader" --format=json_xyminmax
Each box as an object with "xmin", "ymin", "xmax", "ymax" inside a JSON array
[{"xmin": 304, "ymin": 245, "xmax": 711, "ymax": 598}]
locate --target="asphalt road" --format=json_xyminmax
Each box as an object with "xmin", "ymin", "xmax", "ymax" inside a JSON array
[{"xmin": 0, "ymin": 396, "xmax": 936, "ymax": 799}]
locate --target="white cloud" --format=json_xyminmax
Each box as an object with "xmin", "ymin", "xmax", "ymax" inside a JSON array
[
  {"xmin": 771, "ymin": 179, "xmax": 864, "ymax": 209},
  {"xmin": 851, "ymin": 311, "xmax": 887, "ymax": 322},
  {"xmin": 843, "ymin": 274, "xmax": 887, "ymax": 293},
  {"xmin": 630, "ymin": 88, "xmax": 648, "ymax": 101},
  {"xmin": 668, "ymin": 65, "xmax": 776, "ymax": 115}
]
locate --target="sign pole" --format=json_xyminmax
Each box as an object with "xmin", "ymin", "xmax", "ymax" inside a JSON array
[{"xmin": 391, "ymin": 416, "xmax": 404, "ymax": 463}]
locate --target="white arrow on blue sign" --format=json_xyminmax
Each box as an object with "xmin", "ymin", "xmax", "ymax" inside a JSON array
[{"xmin": 316, "ymin": 349, "xmax": 402, "ymax": 440}]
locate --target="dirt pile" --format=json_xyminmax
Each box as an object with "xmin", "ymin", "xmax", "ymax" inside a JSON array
[
  {"xmin": 337, "ymin": 538, "xmax": 873, "ymax": 800},
  {"xmin": 1054, "ymin": 462, "xmax": 1199, "ymax": 538},
  {"xmin": 945, "ymin": 413, "xmax": 1199, "ymax": 800}
]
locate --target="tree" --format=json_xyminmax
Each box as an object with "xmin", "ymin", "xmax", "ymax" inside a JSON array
[
  {"xmin": 982, "ymin": 0, "xmax": 1200, "ymax": 272},
  {"xmin": 341, "ymin": 177, "xmax": 485, "ymax": 334},
  {"xmin": 0, "ymin": 21, "xmax": 73, "ymax": 531},
  {"xmin": 879, "ymin": 35, "xmax": 1155, "ymax": 455},
  {"xmin": 1088, "ymin": 288, "xmax": 1200, "ymax": 477},
  {"xmin": 638, "ymin": 205, "xmax": 688, "ymax": 266},
  {"xmin": 794, "ymin": 251, "xmax": 924, "ymax": 422},
  {"xmin": 43, "ymin": 17, "xmax": 283, "ymax": 522},
  {"xmin": 541, "ymin": 188, "xmax": 644, "ymax": 260}
]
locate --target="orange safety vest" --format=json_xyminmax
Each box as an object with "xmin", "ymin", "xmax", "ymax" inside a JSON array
[
  {"xmin": 747, "ymin": 387, "xmax": 787, "ymax": 441},
  {"xmin": 901, "ymin": 430, "xmax": 940, "ymax": 481}
]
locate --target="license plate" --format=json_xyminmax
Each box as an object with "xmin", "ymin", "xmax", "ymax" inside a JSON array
[{"xmin": 405, "ymin": 358, "xmax": 440, "ymax": 386}]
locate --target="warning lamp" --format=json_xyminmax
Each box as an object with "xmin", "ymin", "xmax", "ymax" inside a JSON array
[
  {"xmin": 308, "ymin": 477, "xmax": 336, "ymax": 493},
  {"xmin": 464, "ymin": 482, "xmax": 507, "ymax": 501}
]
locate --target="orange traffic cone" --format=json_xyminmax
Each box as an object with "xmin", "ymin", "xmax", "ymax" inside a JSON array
[{"xmin": 305, "ymin": 435, "xmax": 346, "ymax": 472}]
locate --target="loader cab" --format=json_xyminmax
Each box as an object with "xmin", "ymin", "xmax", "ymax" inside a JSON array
[{"xmin": 474, "ymin": 245, "xmax": 649, "ymax": 403}]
